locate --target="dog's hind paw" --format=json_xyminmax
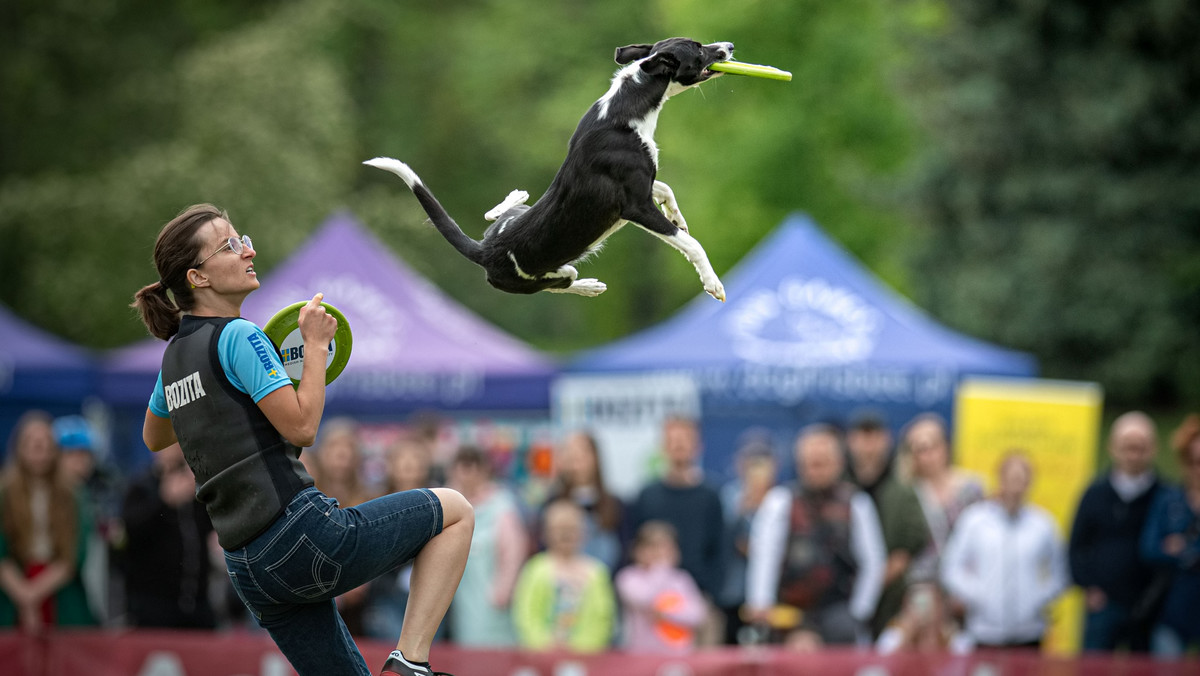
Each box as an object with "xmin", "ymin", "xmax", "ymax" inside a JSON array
[
  {"xmin": 705, "ymin": 279, "xmax": 726, "ymax": 302},
  {"xmin": 485, "ymin": 190, "xmax": 531, "ymax": 221},
  {"xmin": 557, "ymin": 278, "xmax": 606, "ymax": 297}
]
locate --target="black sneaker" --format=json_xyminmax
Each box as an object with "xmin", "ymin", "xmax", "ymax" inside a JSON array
[{"xmin": 380, "ymin": 650, "xmax": 454, "ymax": 676}]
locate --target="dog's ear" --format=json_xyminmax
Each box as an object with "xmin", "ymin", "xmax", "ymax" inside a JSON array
[
  {"xmin": 639, "ymin": 51, "xmax": 680, "ymax": 77},
  {"xmin": 615, "ymin": 44, "xmax": 653, "ymax": 64}
]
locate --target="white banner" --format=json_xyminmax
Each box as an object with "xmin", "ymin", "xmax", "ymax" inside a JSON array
[{"xmin": 552, "ymin": 373, "xmax": 700, "ymax": 499}]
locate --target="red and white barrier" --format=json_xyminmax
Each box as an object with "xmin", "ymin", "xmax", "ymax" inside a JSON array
[{"xmin": 0, "ymin": 630, "xmax": 1193, "ymax": 676}]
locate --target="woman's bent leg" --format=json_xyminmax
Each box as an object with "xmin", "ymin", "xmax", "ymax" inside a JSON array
[
  {"xmin": 260, "ymin": 599, "xmax": 370, "ymax": 676},
  {"xmin": 395, "ymin": 487, "xmax": 474, "ymax": 663}
]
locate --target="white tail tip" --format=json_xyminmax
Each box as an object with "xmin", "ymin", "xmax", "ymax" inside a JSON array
[{"xmin": 363, "ymin": 157, "xmax": 421, "ymax": 189}]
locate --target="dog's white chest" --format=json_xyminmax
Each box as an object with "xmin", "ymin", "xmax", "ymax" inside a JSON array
[{"xmin": 632, "ymin": 107, "xmax": 662, "ymax": 168}]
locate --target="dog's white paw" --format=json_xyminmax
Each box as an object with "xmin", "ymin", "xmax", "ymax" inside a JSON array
[
  {"xmin": 705, "ymin": 278, "xmax": 726, "ymax": 302},
  {"xmin": 567, "ymin": 278, "xmax": 607, "ymax": 297},
  {"xmin": 484, "ymin": 190, "xmax": 531, "ymax": 221}
]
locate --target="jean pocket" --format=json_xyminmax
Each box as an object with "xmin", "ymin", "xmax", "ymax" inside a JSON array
[{"xmin": 264, "ymin": 535, "xmax": 341, "ymax": 600}]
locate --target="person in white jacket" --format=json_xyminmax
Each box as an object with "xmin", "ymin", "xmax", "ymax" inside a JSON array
[
  {"xmin": 940, "ymin": 452, "xmax": 1068, "ymax": 649},
  {"xmin": 746, "ymin": 424, "xmax": 886, "ymax": 649}
]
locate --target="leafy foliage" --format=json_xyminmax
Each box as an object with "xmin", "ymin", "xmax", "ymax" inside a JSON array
[
  {"xmin": 900, "ymin": 0, "xmax": 1200, "ymax": 405},
  {"xmin": 3, "ymin": 0, "xmax": 1193, "ymax": 408}
]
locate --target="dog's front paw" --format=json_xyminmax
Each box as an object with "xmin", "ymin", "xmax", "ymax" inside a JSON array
[
  {"xmin": 705, "ymin": 279, "xmax": 726, "ymax": 302},
  {"xmin": 569, "ymin": 278, "xmax": 607, "ymax": 297}
]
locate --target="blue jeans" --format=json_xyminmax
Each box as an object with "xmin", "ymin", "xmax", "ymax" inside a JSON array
[
  {"xmin": 224, "ymin": 487, "xmax": 443, "ymax": 676},
  {"xmin": 1082, "ymin": 602, "xmax": 1150, "ymax": 653}
]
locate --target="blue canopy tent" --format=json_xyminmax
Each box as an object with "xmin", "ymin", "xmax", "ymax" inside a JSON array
[
  {"xmin": 563, "ymin": 214, "xmax": 1037, "ymax": 480},
  {"xmin": 0, "ymin": 303, "xmax": 96, "ymax": 452},
  {"xmin": 100, "ymin": 212, "xmax": 556, "ymax": 469}
]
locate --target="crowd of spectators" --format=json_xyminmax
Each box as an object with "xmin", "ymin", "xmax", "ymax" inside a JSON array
[{"xmin": 1, "ymin": 406, "xmax": 1198, "ymax": 661}]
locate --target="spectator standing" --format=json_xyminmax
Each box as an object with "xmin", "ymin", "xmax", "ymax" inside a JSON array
[
  {"xmin": 53, "ymin": 415, "xmax": 124, "ymax": 624},
  {"xmin": 1069, "ymin": 411, "xmax": 1162, "ymax": 652},
  {"xmin": 540, "ymin": 431, "xmax": 625, "ymax": 572},
  {"xmin": 309, "ymin": 420, "xmax": 374, "ymax": 636},
  {"xmin": 746, "ymin": 424, "xmax": 886, "ymax": 649},
  {"xmin": 898, "ymin": 413, "xmax": 984, "ymax": 583},
  {"xmin": 630, "ymin": 416, "xmax": 725, "ymax": 643},
  {"xmin": 845, "ymin": 411, "xmax": 930, "ymax": 638},
  {"xmin": 940, "ymin": 453, "xmax": 1067, "ymax": 649},
  {"xmin": 512, "ymin": 499, "xmax": 615, "ymax": 653},
  {"xmin": 876, "ymin": 583, "xmax": 971, "ymax": 655},
  {"xmin": 1139, "ymin": 414, "xmax": 1200, "ymax": 658},
  {"xmin": 616, "ymin": 521, "xmax": 707, "ymax": 655},
  {"xmin": 715, "ymin": 437, "xmax": 777, "ymax": 645},
  {"xmin": 363, "ymin": 434, "xmax": 441, "ymax": 641},
  {"xmin": 448, "ymin": 445, "xmax": 528, "ymax": 647},
  {"xmin": 0, "ymin": 411, "xmax": 96, "ymax": 631},
  {"xmin": 121, "ymin": 443, "xmax": 216, "ymax": 629}
]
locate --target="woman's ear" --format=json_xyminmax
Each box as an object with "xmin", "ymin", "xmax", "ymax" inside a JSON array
[{"xmin": 186, "ymin": 268, "xmax": 208, "ymax": 290}]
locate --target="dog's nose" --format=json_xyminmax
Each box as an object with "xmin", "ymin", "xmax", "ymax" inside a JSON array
[{"xmin": 717, "ymin": 42, "xmax": 734, "ymax": 59}]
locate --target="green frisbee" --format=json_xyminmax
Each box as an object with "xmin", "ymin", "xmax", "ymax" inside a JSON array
[
  {"xmin": 709, "ymin": 61, "xmax": 792, "ymax": 82},
  {"xmin": 263, "ymin": 301, "xmax": 353, "ymax": 386}
]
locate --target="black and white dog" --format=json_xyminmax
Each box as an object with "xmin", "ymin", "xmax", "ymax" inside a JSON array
[{"xmin": 365, "ymin": 38, "xmax": 730, "ymax": 301}]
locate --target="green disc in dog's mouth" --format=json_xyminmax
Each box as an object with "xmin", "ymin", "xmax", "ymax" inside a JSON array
[{"xmin": 709, "ymin": 61, "xmax": 792, "ymax": 81}]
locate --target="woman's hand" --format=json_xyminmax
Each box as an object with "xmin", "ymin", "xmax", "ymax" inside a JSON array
[{"xmin": 298, "ymin": 292, "xmax": 338, "ymax": 354}]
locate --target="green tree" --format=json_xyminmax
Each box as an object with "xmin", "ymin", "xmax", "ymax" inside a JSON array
[
  {"xmin": 1, "ymin": 0, "xmax": 922, "ymax": 359},
  {"xmin": 900, "ymin": 0, "xmax": 1200, "ymax": 406}
]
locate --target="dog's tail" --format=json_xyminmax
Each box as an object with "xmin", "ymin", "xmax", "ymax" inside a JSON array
[{"xmin": 363, "ymin": 157, "xmax": 485, "ymax": 264}]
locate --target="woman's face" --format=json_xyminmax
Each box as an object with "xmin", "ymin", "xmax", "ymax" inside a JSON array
[
  {"xmin": 906, "ymin": 420, "xmax": 949, "ymax": 478},
  {"xmin": 388, "ymin": 442, "xmax": 430, "ymax": 491},
  {"xmin": 17, "ymin": 419, "xmax": 58, "ymax": 479},
  {"xmin": 191, "ymin": 218, "xmax": 258, "ymax": 296},
  {"xmin": 558, "ymin": 433, "xmax": 597, "ymax": 485},
  {"xmin": 319, "ymin": 436, "xmax": 360, "ymax": 481}
]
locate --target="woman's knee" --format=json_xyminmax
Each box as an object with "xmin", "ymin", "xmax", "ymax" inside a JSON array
[{"xmin": 431, "ymin": 487, "xmax": 474, "ymax": 530}]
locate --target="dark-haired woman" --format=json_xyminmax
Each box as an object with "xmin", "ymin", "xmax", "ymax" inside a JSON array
[{"xmin": 133, "ymin": 204, "xmax": 472, "ymax": 676}]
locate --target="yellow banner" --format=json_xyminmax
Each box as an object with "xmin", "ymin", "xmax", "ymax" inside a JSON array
[{"xmin": 954, "ymin": 376, "xmax": 1103, "ymax": 655}]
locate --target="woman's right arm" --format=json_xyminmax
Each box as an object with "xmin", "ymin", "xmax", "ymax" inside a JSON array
[
  {"xmin": 256, "ymin": 293, "xmax": 338, "ymax": 448},
  {"xmin": 143, "ymin": 409, "xmax": 178, "ymax": 451}
]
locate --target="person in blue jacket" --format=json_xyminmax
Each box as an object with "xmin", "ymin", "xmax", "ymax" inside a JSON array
[{"xmin": 1139, "ymin": 414, "xmax": 1200, "ymax": 658}]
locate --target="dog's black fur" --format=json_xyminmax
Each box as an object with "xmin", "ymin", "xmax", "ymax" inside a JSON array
[{"xmin": 365, "ymin": 37, "xmax": 730, "ymax": 301}]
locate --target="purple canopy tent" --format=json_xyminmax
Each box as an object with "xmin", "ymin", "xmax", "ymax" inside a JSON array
[{"xmin": 100, "ymin": 212, "xmax": 555, "ymax": 418}]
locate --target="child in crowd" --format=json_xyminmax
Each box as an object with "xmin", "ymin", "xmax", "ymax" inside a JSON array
[
  {"xmin": 512, "ymin": 499, "xmax": 615, "ymax": 652},
  {"xmin": 876, "ymin": 583, "xmax": 971, "ymax": 655},
  {"xmin": 615, "ymin": 520, "xmax": 706, "ymax": 654}
]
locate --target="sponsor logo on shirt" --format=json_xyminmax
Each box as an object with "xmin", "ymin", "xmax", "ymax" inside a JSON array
[
  {"xmin": 165, "ymin": 371, "xmax": 207, "ymax": 411},
  {"xmin": 247, "ymin": 331, "xmax": 280, "ymax": 378}
]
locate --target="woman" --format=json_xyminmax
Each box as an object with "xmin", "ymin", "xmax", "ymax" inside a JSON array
[
  {"xmin": 1140, "ymin": 414, "xmax": 1200, "ymax": 658},
  {"xmin": 447, "ymin": 445, "xmax": 527, "ymax": 648},
  {"xmin": 363, "ymin": 434, "xmax": 442, "ymax": 641},
  {"xmin": 0, "ymin": 411, "xmax": 97, "ymax": 631},
  {"xmin": 540, "ymin": 431, "xmax": 624, "ymax": 571},
  {"xmin": 310, "ymin": 420, "xmax": 375, "ymax": 636},
  {"xmin": 897, "ymin": 413, "xmax": 984, "ymax": 583},
  {"xmin": 133, "ymin": 204, "xmax": 472, "ymax": 676}
]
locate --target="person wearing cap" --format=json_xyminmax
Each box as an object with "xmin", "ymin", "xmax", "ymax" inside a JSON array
[
  {"xmin": 845, "ymin": 411, "xmax": 931, "ymax": 638},
  {"xmin": 52, "ymin": 415, "xmax": 122, "ymax": 625}
]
